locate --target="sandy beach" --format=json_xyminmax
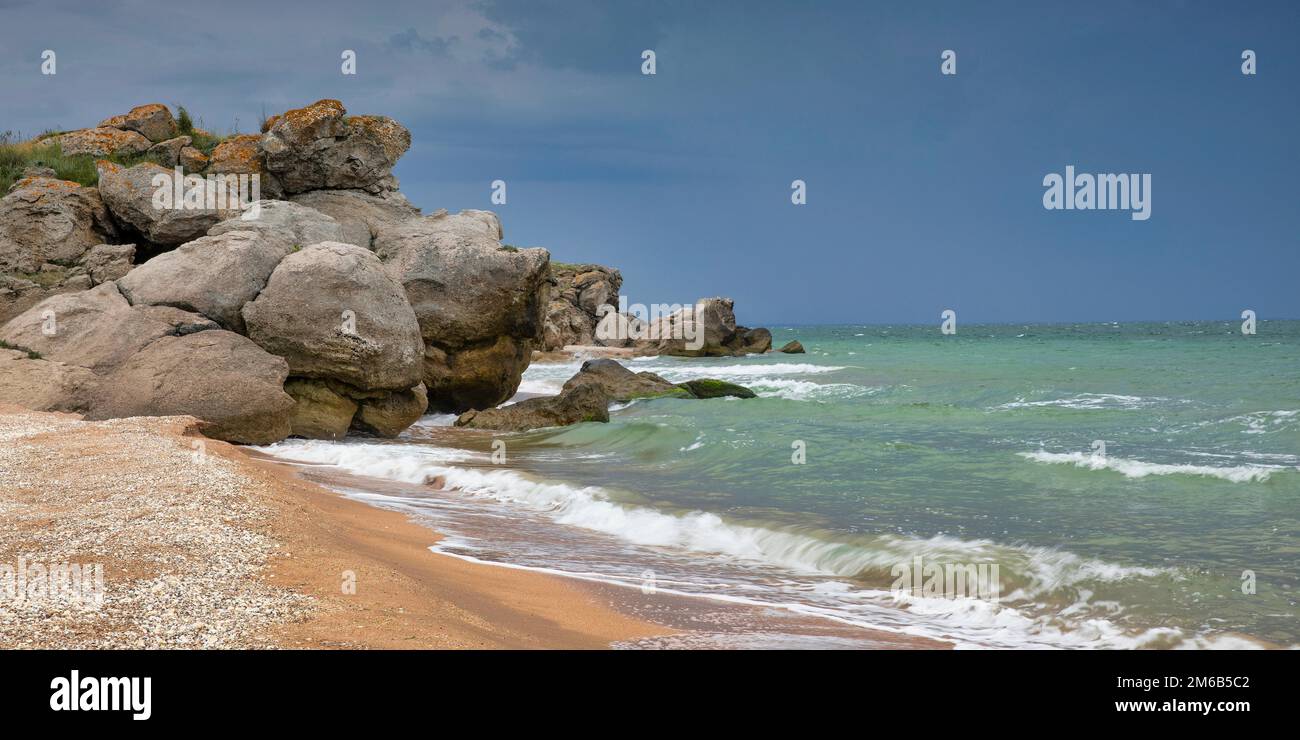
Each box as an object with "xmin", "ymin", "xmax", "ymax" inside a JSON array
[{"xmin": 0, "ymin": 406, "xmax": 665, "ymax": 648}]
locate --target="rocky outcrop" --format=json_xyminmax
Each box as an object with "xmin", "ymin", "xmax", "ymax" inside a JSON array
[
  {"xmin": 260, "ymin": 99, "xmax": 410, "ymax": 194},
  {"xmin": 0, "ymin": 282, "xmax": 215, "ymax": 374},
  {"xmin": 376, "ymin": 211, "xmax": 550, "ymax": 412},
  {"xmin": 454, "ymin": 382, "xmax": 609, "ymax": 432},
  {"xmin": 1, "ymin": 177, "xmax": 118, "ymax": 273},
  {"xmin": 58, "ymin": 127, "xmax": 152, "ymax": 158},
  {"xmin": 642, "ymin": 297, "xmax": 773, "ymax": 357},
  {"xmin": 542, "ymin": 263, "xmax": 622, "ymax": 350},
  {"xmin": 290, "ymin": 189, "xmax": 420, "ymax": 249},
  {"xmin": 206, "ymin": 135, "xmax": 284, "ymax": 198},
  {"xmin": 242, "ymin": 242, "xmax": 424, "ymax": 391},
  {"xmin": 98, "ymin": 104, "xmax": 178, "ymax": 143},
  {"xmin": 117, "ymin": 229, "xmax": 296, "ymax": 333},
  {"xmin": 88, "ymin": 331, "xmax": 293, "ymax": 445},
  {"xmin": 97, "ymin": 162, "xmax": 241, "ymax": 246},
  {"xmin": 778, "ymin": 339, "xmax": 805, "ymax": 354}
]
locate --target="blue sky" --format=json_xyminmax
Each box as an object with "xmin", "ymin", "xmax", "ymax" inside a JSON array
[{"xmin": 2, "ymin": 0, "xmax": 1297, "ymax": 324}]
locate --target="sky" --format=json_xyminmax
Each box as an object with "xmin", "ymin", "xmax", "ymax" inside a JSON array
[{"xmin": 1, "ymin": 0, "xmax": 1297, "ymax": 324}]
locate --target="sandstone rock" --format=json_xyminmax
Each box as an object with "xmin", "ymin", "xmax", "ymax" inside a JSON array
[
  {"xmin": 0, "ymin": 349, "xmax": 98, "ymax": 413},
  {"xmin": 99, "ymin": 104, "xmax": 177, "ymax": 143},
  {"xmin": 89, "ymin": 330, "xmax": 293, "ymax": 445},
  {"xmin": 542, "ymin": 263, "xmax": 622, "ymax": 351},
  {"xmin": 676, "ymin": 379, "xmax": 757, "ymax": 399},
  {"xmin": 284, "ymin": 378, "xmax": 358, "ymax": 440},
  {"xmin": 376, "ymin": 211, "xmax": 550, "ymax": 412},
  {"xmin": 0, "ymin": 282, "xmax": 217, "ymax": 374},
  {"xmin": 58, "ymin": 127, "xmax": 152, "ymax": 157},
  {"xmin": 421, "ymin": 335, "xmax": 532, "ymax": 413},
  {"xmin": 208, "ymin": 199, "xmax": 345, "ymax": 246},
  {"xmin": 21, "ymin": 166, "xmax": 57, "ymax": 179},
  {"xmin": 260, "ymin": 99, "xmax": 410, "ymax": 194},
  {"xmin": 146, "ymin": 135, "xmax": 192, "ymax": 167},
  {"xmin": 735, "ymin": 326, "xmax": 772, "ymax": 354},
  {"xmin": 352, "ymin": 384, "xmax": 428, "ymax": 437},
  {"xmin": 560, "ymin": 359, "xmax": 692, "ymax": 402},
  {"xmin": 0, "ymin": 177, "xmax": 118, "ymax": 272},
  {"xmin": 78, "ymin": 243, "xmax": 135, "ymax": 284},
  {"xmin": 206, "ymin": 134, "xmax": 283, "ymax": 198},
  {"xmin": 289, "ymin": 189, "xmax": 420, "ymax": 249},
  {"xmin": 117, "ymin": 230, "xmax": 295, "ymax": 333},
  {"xmin": 454, "ymin": 382, "xmax": 609, "ymax": 432},
  {"xmin": 98, "ymin": 162, "xmax": 242, "ymax": 246},
  {"xmin": 242, "ymin": 241, "xmax": 423, "ymax": 391},
  {"xmin": 179, "ymin": 147, "xmax": 209, "ymax": 171},
  {"xmin": 778, "ymin": 339, "xmax": 805, "ymax": 354}
]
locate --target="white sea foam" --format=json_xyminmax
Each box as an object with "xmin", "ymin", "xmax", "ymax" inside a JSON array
[{"xmin": 1019, "ymin": 450, "xmax": 1286, "ymax": 482}]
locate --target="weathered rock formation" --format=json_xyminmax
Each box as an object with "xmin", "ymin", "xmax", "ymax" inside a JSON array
[
  {"xmin": 542, "ymin": 263, "xmax": 622, "ymax": 351},
  {"xmin": 260, "ymin": 99, "xmax": 410, "ymax": 194},
  {"xmin": 778, "ymin": 339, "xmax": 805, "ymax": 354},
  {"xmin": 375, "ymin": 210, "xmax": 550, "ymax": 412}
]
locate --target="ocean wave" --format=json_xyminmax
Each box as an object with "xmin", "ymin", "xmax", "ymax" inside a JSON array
[
  {"xmin": 994, "ymin": 393, "xmax": 1170, "ymax": 411},
  {"xmin": 1018, "ymin": 450, "xmax": 1286, "ymax": 482},
  {"xmin": 258, "ymin": 438, "xmax": 1253, "ymax": 649}
]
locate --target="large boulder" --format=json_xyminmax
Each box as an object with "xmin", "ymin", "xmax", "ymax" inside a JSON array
[
  {"xmin": 283, "ymin": 378, "xmax": 358, "ymax": 441},
  {"xmin": 542, "ymin": 263, "xmax": 622, "ymax": 350},
  {"xmin": 241, "ymin": 241, "xmax": 423, "ymax": 391},
  {"xmin": 146, "ymin": 135, "xmax": 192, "ymax": 167},
  {"xmin": 0, "ymin": 177, "xmax": 118, "ymax": 273},
  {"xmin": 205, "ymin": 134, "xmax": 284, "ymax": 198},
  {"xmin": 289, "ymin": 189, "xmax": 420, "ymax": 249},
  {"xmin": 78, "ymin": 243, "xmax": 135, "ymax": 284},
  {"xmin": 98, "ymin": 104, "xmax": 178, "ymax": 143},
  {"xmin": 0, "ymin": 349, "xmax": 98, "ymax": 413},
  {"xmin": 88, "ymin": 330, "xmax": 293, "ymax": 445},
  {"xmin": 97, "ymin": 162, "xmax": 242, "ymax": 246},
  {"xmin": 117, "ymin": 229, "xmax": 295, "ymax": 333},
  {"xmin": 375, "ymin": 211, "xmax": 550, "ymax": 412},
  {"xmin": 207, "ymin": 199, "xmax": 345, "ymax": 246},
  {"xmin": 58, "ymin": 127, "xmax": 152, "ymax": 157},
  {"xmin": 260, "ymin": 99, "xmax": 410, "ymax": 194},
  {"xmin": 0, "ymin": 282, "xmax": 216, "ymax": 374},
  {"xmin": 454, "ymin": 382, "xmax": 609, "ymax": 432},
  {"xmin": 352, "ymin": 383, "xmax": 428, "ymax": 437},
  {"xmin": 560, "ymin": 359, "xmax": 691, "ymax": 402}
]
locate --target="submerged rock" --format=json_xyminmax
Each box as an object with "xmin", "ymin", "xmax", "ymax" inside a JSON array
[
  {"xmin": 676, "ymin": 379, "xmax": 757, "ymax": 399},
  {"xmin": 778, "ymin": 339, "xmax": 805, "ymax": 353},
  {"xmin": 561, "ymin": 358, "xmax": 692, "ymax": 402}
]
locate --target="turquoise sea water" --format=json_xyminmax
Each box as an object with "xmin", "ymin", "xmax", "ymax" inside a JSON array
[{"xmin": 263, "ymin": 320, "xmax": 1300, "ymax": 648}]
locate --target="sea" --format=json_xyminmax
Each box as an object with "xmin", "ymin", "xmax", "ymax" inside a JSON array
[{"xmin": 258, "ymin": 321, "xmax": 1300, "ymax": 649}]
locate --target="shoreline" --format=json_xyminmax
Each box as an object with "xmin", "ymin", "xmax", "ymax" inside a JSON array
[{"xmin": 1, "ymin": 406, "xmax": 944, "ymax": 649}]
